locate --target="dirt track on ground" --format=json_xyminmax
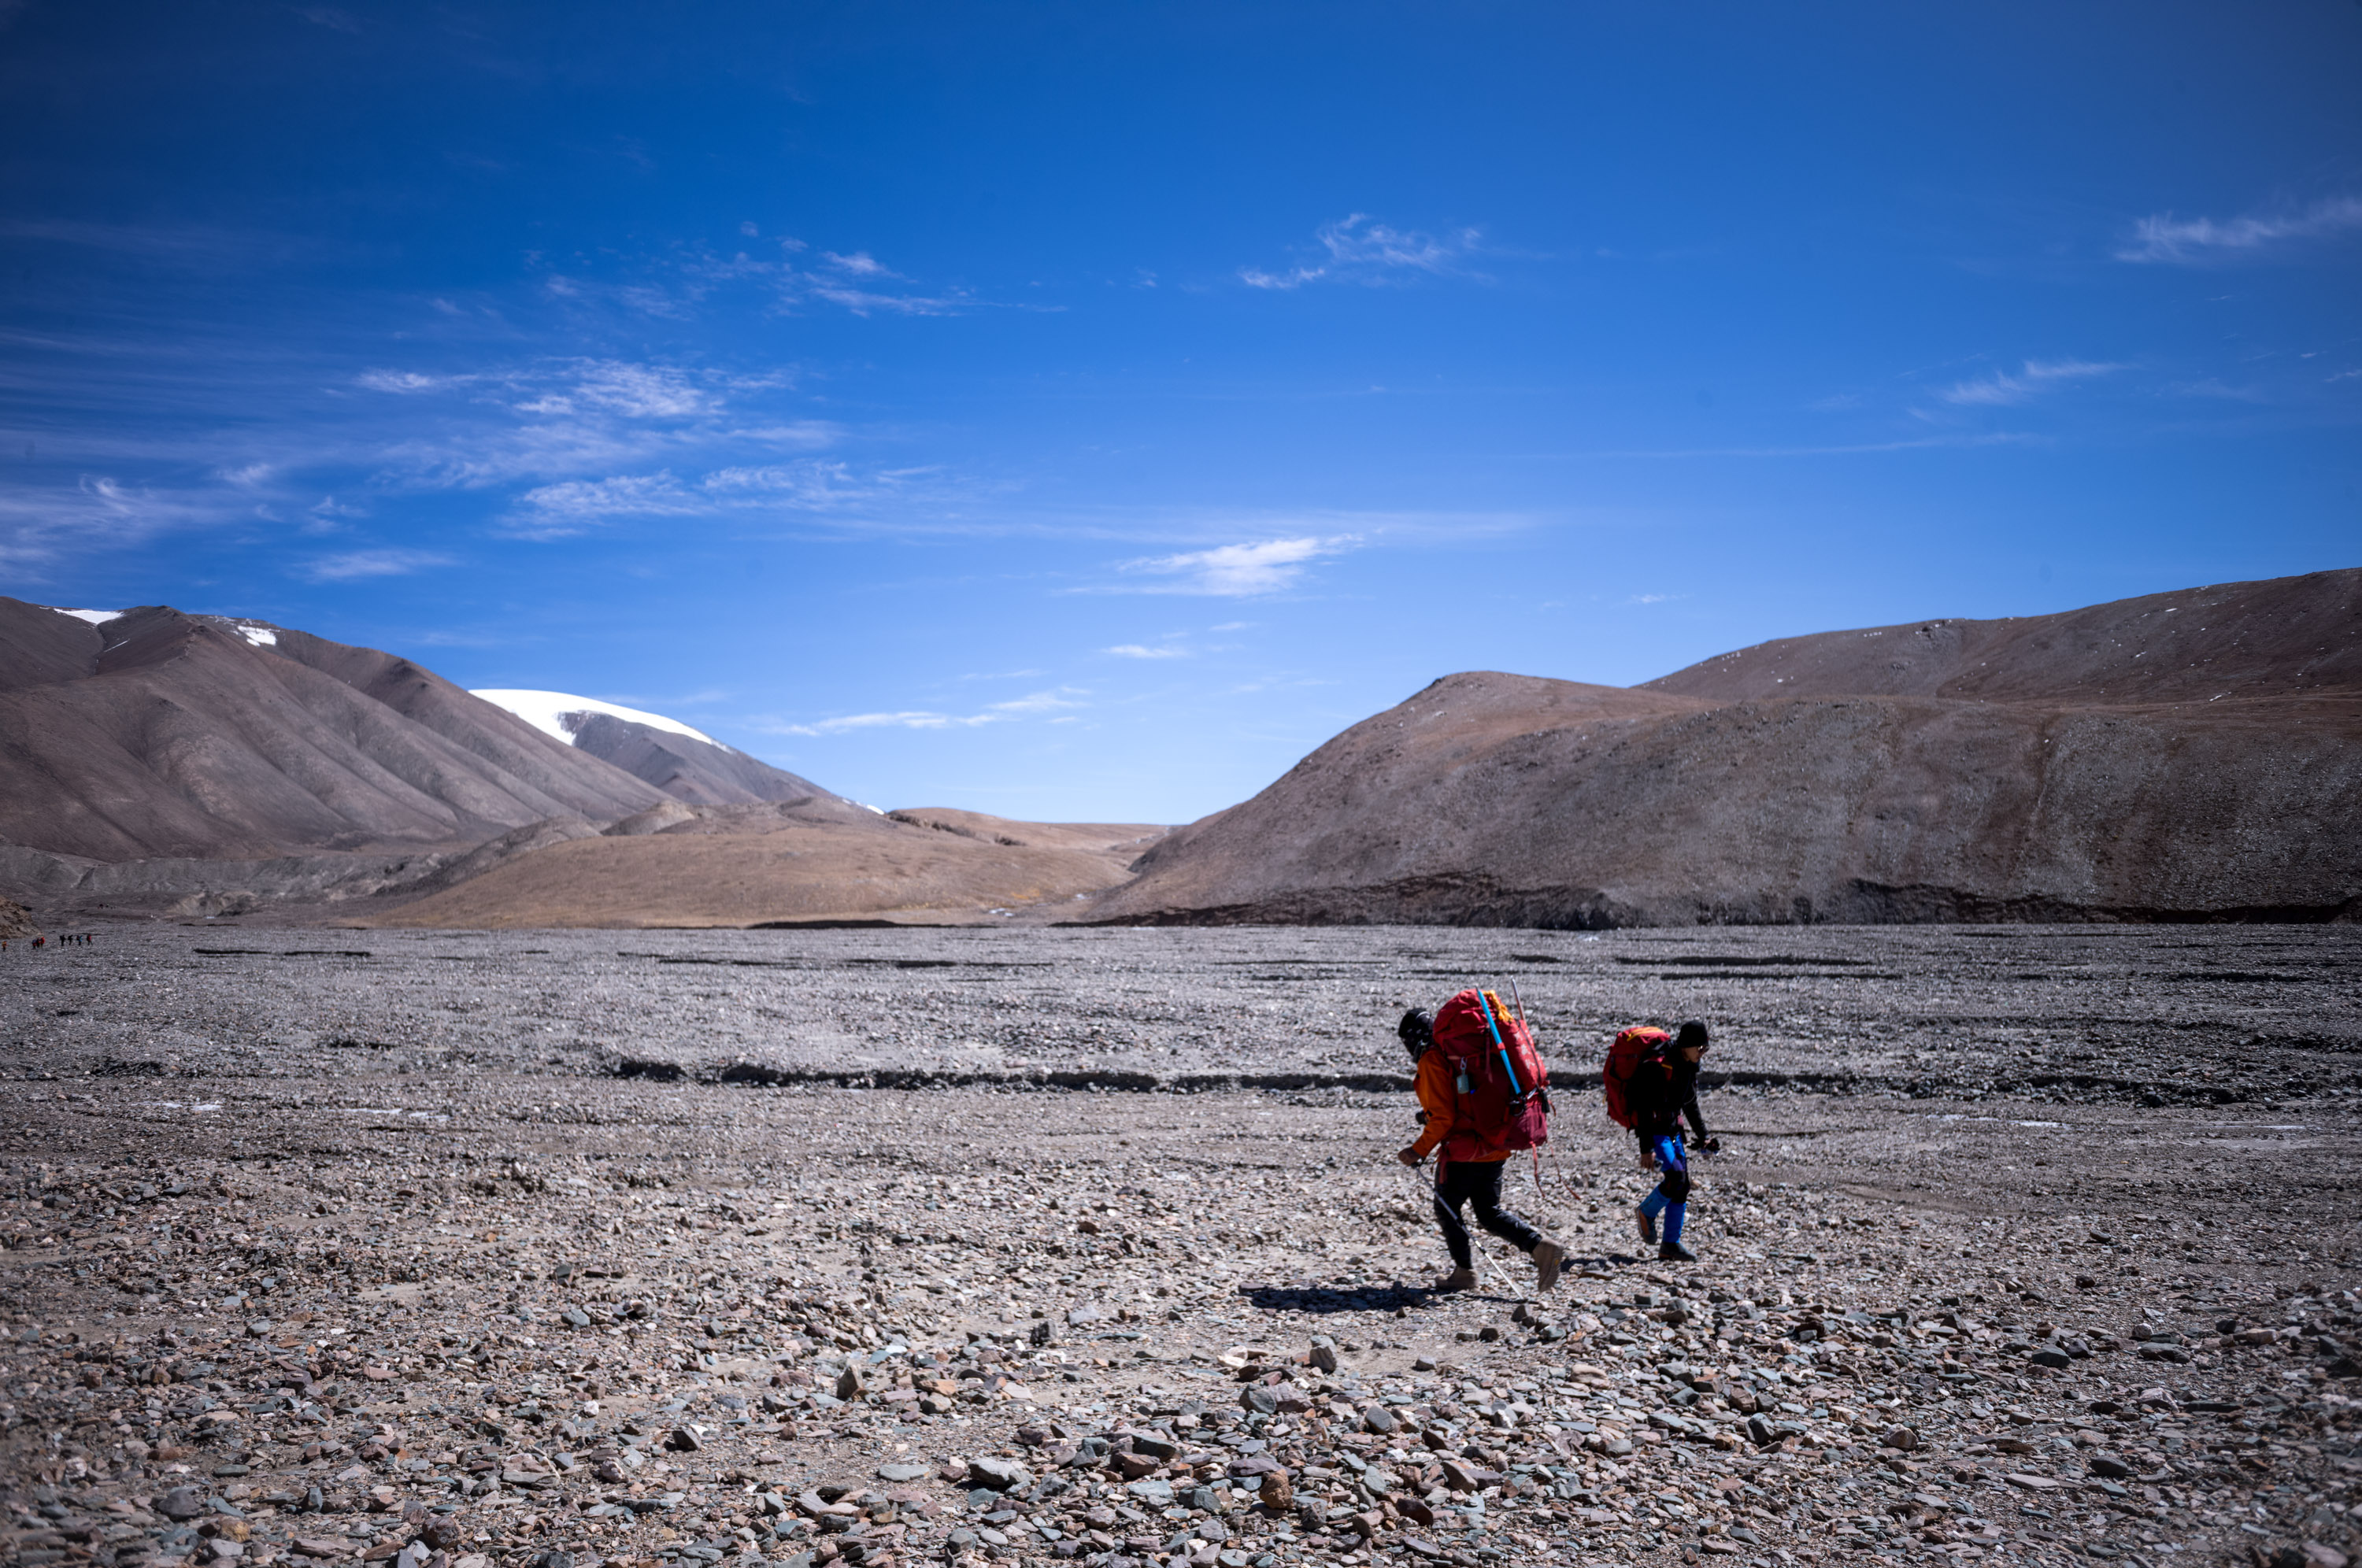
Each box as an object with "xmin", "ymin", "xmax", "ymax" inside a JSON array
[{"xmin": 3, "ymin": 926, "xmax": 2358, "ymax": 1568}]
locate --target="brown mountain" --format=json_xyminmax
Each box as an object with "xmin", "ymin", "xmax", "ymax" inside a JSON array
[
  {"xmin": 0, "ymin": 600, "xmax": 667, "ymax": 865},
  {"xmin": 1644, "ymin": 568, "xmax": 2360, "ymax": 704},
  {"xmin": 1088, "ymin": 569, "xmax": 2362, "ymax": 927},
  {"xmin": 0, "ymin": 597, "xmax": 1161, "ymax": 925}
]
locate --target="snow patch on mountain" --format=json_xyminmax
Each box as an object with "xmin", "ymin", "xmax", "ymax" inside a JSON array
[
  {"xmin": 55, "ymin": 608, "xmax": 124, "ymax": 625},
  {"xmin": 472, "ymin": 689, "xmax": 726, "ymax": 750}
]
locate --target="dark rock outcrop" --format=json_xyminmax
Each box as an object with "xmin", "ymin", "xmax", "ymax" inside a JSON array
[{"xmin": 1087, "ymin": 570, "xmax": 2362, "ymax": 927}]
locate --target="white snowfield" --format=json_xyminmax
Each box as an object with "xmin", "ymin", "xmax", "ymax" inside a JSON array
[
  {"xmin": 57, "ymin": 608, "xmax": 124, "ymax": 625},
  {"xmin": 471, "ymin": 688, "xmax": 726, "ymax": 750}
]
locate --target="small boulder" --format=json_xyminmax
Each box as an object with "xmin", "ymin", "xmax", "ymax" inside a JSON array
[{"xmin": 968, "ymin": 1456, "xmax": 1032, "ymax": 1492}]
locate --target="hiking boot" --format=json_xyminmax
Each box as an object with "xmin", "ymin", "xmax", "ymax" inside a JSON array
[
  {"xmin": 1433, "ymin": 1267, "xmax": 1476, "ymax": 1292},
  {"xmin": 1531, "ymin": 1240, "xmax": 1565, "ymax": 1292},
  {"xmin": 1635, "ymin": 1205, "xmax": 1658, "ymax": 1246},
  {"xmin": 1658, "ymin": 1240, "xmax": 1698, "ymax": 1263}
]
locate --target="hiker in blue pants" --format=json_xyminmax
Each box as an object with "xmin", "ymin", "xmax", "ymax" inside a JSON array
[{"xmin": 1630, "ymin": 1020, "xmax": 1720, "ymax": 1263}]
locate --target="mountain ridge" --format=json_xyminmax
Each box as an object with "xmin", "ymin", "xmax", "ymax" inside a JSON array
[
  {"xmin": 1086, "ymin": 569, "xmax": 2362, "ymax": 927},
  {"xmin": 0, "ymin": 600, "xmax": 667, "ymax": 864}
]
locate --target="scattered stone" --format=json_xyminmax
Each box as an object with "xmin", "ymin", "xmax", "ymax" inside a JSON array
[
  {"xmin": 0, "ymin": 924, "xmax": 2347, "ymax": 1568},
  {"xmin": 966, "ymin": 1455, "xmax": 1032, "ymax": 1492}
]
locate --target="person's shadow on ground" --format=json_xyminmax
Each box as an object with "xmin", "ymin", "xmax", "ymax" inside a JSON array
[{"xmin": 1239, "ymin": 1283, "xmax": 1432, "ymax": 1315}]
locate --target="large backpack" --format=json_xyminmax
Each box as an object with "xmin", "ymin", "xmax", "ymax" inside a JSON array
[
  {"xmin": 1603, "ymin": 1026, "xmax": 1671, "ymax": 1129},
  {"xmin": 1429, "ymin": 989, "xmax": 1551, "ymax": 1159}
]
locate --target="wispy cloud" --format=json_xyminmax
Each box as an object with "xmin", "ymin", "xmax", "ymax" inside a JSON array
[
  {"xmin": 1239, "ymin": 215, "xmax": 1484, "ymax": 290},
  {"xmin": 505, "ymin": 472, "xmax": 709, "ymax": 531},
  {"xmin": 1935, "ymin": 359, "xmax": 2124, "ymax": 407},
  {"xmin": 293, "ymin": 548, "xmax": 456, "ymax": 582},
  {"xmin": 768, "ymin": 688, "xmax": 1087, "ymax": 737},
  {"xmin": 666, "ymin": 240, "xmax": 981, "ymax": 318},
  {"xmin": 0, "ymin": 232, "xmax": 983, "ymax": 576},
  {"xmin": 357, "ymin": 358, "xmax": 840, "ymax": 494},
  {"xmin": 1529, "ymin": 433, "xmax": 2045, "ymax": 460},
  {"xmin": 820, "ymin": 251, "xmax": 894, "ymax": 278},
  {"xmin": 803, "ymin": 283, "xmax": 972, "ymax": 317},
  {"xmin": 1114, "ymin": 536, "xmax": 1353, "ymax": 596},
  {"xmin": 0, "ymin": 473, "xmax": 243, "ymax": 572},
  {"xmin": 1105, "ymin": 643, "xmax": 1188, "ymax": 658},
  {"xmin": 2164, "ymin": 378, "xmax": 2267, "ymax": 403},
  {"xmin": 513, "ymin": 361, "xmax": 732, "ymax": 420},
  {"xmin": 0, "ymin": 217, "xmax": 292, "ymax": 268},
  {"xmin": 2116, "ymin": 194, "xmax": 2362, "ymax": 264},
  {"xmin": 503, "ymin": 459, "xmax": 940, "ymax": 538}
]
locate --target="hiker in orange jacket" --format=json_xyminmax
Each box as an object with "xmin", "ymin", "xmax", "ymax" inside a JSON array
[{"xmin": 1395, "ymin": 1008, "xmax": 1565, "ymax": 1294}]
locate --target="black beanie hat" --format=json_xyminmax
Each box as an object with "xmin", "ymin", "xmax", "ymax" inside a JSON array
[
  {"xmin": 1398, "ymin": 1008, "xmax": 1435, "ymax": 1058},
  {"xmin": 1675, "ymin": 1019, "xmax": 1709, "ymax": 1051}
]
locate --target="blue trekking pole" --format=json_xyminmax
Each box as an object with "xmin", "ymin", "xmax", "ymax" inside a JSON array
[{"xmin": 1474, "ymin": 989, "xmax": 1525, "ymax": 1098}]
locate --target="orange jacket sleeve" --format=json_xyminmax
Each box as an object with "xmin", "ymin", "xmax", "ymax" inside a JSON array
[{"xmin": 1410, "ymin": 1049, "xmax": 1456, "ymax": 1159}]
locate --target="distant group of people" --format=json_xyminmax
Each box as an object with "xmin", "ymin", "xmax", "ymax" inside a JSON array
[
  {"xmin": 2, "ymin": 931, "xmax": 94, "ymax": 951},
  {"xmin": 1393, "ymin": 989, "xmax": 1721, "ymax": 1290}
]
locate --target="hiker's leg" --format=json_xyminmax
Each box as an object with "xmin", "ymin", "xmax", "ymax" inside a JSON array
[
  {"xmin": 1431, "ymin": 1167, "xmax": 1475, "ymax": 1272},
  {"xmin": 1466, "ymin": 1159, "xmax": 1543, "ymax": 1254},
  {"xmin": 1638, "ymin": 1136, "xmax": 1680, "ymax": 1225},
  {"xmin": 1654, "ymin": 1136, "xmax": 1691, "ymax": 1248}
]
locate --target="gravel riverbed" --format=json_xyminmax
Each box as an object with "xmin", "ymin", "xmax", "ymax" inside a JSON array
[{"xmin": 3, "ymin": 923, "xmax": 2358, "ymax": 1568}]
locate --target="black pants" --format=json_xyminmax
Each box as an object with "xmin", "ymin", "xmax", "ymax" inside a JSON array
[{"xmin": 1433, "ymin": 1158, "xmax": 1542, "ymax": 1270}]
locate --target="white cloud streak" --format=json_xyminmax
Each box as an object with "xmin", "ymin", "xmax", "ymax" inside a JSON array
[
  {"xmin": 768, "ymin": 688, "xmax": 1087, "ymax": 737},
  {"xmin": 354, "ymin": 359, "xmax": 842, "ymax": 497},
  {"xmin": 1116, "ymin": 536, "xmax": 1353, "ymax": 595},
  {"xmin": 1239, "ymin": 215, "xmax": 1484, "ymax": 290},
  {"xmin": 1935, "ymin": 359, "xmax": 2124, "ymax": 407},
  {"xmin": 1105, "ymin": 644, "xmax": 1187, "ymax": 658},
  {"xmin": 503, "ymin": 459, "xmax": 938, "ymax": 538},
  {"xmin": 293, "ymin": 548, "xmax": 456, "ymax": 582},
  {"xmin": 2116, "ymin": 195, "xmax": 2362, "ymax": 264}
]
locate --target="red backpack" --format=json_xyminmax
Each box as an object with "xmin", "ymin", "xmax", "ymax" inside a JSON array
[
  {"xmin": 1429, "ymin": 989, "xmax": 1551, "ymax": 1159},
  {"xmin": 1603, "ymin": 1026, "xmax": 1671, "ymax": 1129}
]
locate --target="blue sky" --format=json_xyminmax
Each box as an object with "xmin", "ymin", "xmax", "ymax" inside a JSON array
[{"xmin": 3, "ymin": 1, "xmax": 2356, "ymax": 823}]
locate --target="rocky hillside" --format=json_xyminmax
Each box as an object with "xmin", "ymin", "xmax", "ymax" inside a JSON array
[
  {"xmin": 470, "ymin": 689, "xmax": 840, "ymax": 806},
  {"xmin": 0, "ymin": 601, "xmax": 666, "ymax": 864},
  {"xmin": 1087, "ymin": 569, "xmax": 2362, "ymax": 926}
]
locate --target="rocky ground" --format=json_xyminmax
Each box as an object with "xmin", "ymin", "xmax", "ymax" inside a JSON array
[{"xmin": 2, "ymin": 923, "xmax": 2359, "ymax": 1568}]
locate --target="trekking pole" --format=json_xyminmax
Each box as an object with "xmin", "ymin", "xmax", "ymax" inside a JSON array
[
  {"xmin": 1405, "ymin": 1163, "xmax": 1521, "ymax": 1300},
  {"xmin": 1473, "ymin": 991, "xmax": 1524, "ymax": 1098}
]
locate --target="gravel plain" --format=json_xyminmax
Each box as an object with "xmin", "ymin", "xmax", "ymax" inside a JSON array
[{"xmin": 3, "ymin": 923, "xmax": 2360, "ymax": 1568}]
